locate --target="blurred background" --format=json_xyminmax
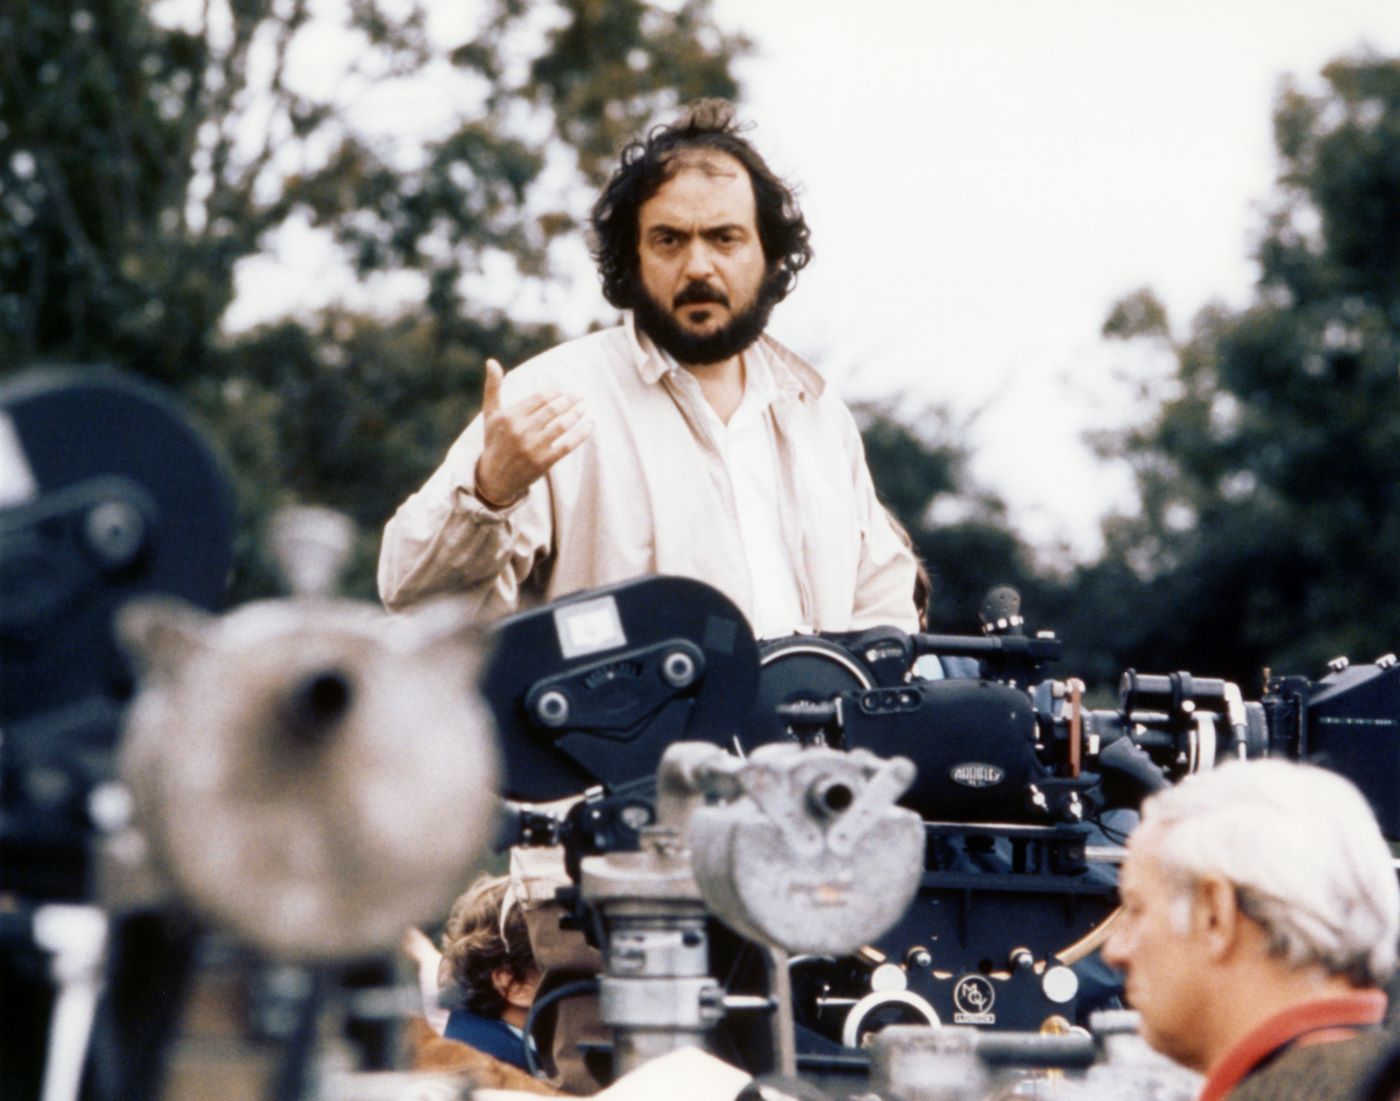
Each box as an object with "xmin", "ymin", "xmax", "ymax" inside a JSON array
[{"xmin": 3, "ymin": 0, "xmax": 1398, "ymax": 696}]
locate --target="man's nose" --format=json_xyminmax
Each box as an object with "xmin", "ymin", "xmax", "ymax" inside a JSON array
[
  {"xmin": 681, "ymin": 239, "xmax": 717, "ymax": 280},
  {"xmin": 1101, "ymin": 926, "xmax": 1128, "ymax": 969}
]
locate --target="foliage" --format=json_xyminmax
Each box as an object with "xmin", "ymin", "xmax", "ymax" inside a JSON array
[
  {"xmin": 851, "ymin": 397, "xmax": 1050, "ymax": 635},
  {"xmin": 483, "ymin": 0, "xmax": 747, "ymax": 188},
  {"xmin": 12, "ymin": 0, "xmax": 1393, "ymax": 702},
  {"xmin": 1, "ymin": 0, "xmax": 747, "ymax": 602},
  {"xmin": 1093, "ymin": 54, "xmax": 1400, "ymax": 686},
  {"xmin": 196, "ymin": 308, "xmax": 561, "ymax": 599}
]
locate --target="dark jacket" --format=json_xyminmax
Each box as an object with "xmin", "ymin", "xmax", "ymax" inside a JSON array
[
  {"xmin": 1198, "ymin": 990, "xmax": 1391, "ymax": 1101},
  {"xmin": 1226, "ymin": 1030, "xmax": 1394, "ymax": 1101},
  {"xmin": 442, "ymin": 1009, "xmax": 529, "ymax": 1071}
]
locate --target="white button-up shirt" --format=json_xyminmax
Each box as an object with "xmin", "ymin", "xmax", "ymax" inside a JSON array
[
  {"xmin": 378, "ymin": 313, "xmax": 918, "ymax": 636},
  {"xmin": 659, "ymin": 342, "xmax": 806, "ymax": 638}
]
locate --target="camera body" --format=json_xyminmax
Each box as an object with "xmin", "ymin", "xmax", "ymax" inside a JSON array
[
  {"xmin": 484, "ymin": 577, "xmax": 1398, "ymax": 1062},
  {"xmin": 5, "ymin": 360, "xmax": 1391, "ymax": 1101},
  {"xmin": 1261, "ymin": 658, "xmax": 1399, "ymax": 840},
  {"xmin": 758, "ymin": 625, "xmax": 1398, "ymax": 1049},
  {"xmin": 0, "ymin": 369, "xmax": 238, "ymax": 1101},
  {"xmin": 0, "ymin": 370, "xmax": 236, "ymax": 903}
]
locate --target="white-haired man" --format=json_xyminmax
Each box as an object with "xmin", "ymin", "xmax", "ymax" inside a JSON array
[{"xmin": 1103, "ymin": 758, "xmax": 1399, "ymax": 1101}]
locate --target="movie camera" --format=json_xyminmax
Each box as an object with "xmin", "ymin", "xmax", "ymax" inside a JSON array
[
  {"xmin": 3, "ymin": 366, "xmax": 1396, "ymax": 1100},
  {"xmin": 484, "ymin": 574, "xmax": 1399, "ymax": 1075},
  {"xmin": 0, "ymin": 370, "xmax": 239, "ymax": 1101},
  {"xmin": 0, "ymin": 370, "xmax": 502, "ymax": 1101}
]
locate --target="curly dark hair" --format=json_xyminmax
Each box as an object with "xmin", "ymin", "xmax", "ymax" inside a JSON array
[
  {"xmin": 590, "ymin": 99, "xmax": 813, "ymax": 311},
  {"xmin": 438, "ymin": 874, "xmax": 535, "ymax": 1018}
]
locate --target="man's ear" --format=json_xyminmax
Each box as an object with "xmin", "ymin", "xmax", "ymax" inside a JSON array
[
  {"xmin": 1194, "ymin": 874, "xmax": 1242, "ymax": 961},
  {"xmin": 493, "ymin": 967, "xmax": 535, "ymax": 1009}
]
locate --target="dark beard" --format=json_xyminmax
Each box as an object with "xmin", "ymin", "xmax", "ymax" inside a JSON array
[{"xmin": 632, "ymin": 272, "xmax": 785, "ymax": 366}]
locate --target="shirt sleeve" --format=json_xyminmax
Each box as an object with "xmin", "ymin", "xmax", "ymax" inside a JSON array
[{"xmin": 376, "ymin": 410, "xmax": 554, "ymax": 618}]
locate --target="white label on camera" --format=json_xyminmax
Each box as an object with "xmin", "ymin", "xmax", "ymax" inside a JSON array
[
  {"xmin": 555, "ymin": 595, "xmax": 627, "ymax": 659},
  {"xmin": 950, "ymin": 762, "xmax": 1005, "ymax": 788}
]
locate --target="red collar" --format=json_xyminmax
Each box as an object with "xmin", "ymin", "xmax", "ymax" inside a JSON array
[{"xmin": 1198, "ymin": 990, "xmax": 1387, "ymax": 1101}]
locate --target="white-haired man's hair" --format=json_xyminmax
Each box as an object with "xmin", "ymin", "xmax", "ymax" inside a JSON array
[{"xmin": 1136, "ymin": 759, "xmax": 1399, "ymax": 987}]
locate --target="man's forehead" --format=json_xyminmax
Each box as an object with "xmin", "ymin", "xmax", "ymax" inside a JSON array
[
  {"xmin": 641, "ymin": 153, "xmax": 756, "ymax": 226},
  {"xmin": 665, "ymin": 148, "xmax": 743, "ymax": 179},
  {"xmin": 1121, "ymin": 828, "xmax": 1168, "ymax": 889}
]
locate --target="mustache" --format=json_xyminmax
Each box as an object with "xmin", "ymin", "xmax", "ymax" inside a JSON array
[{"xmin": 673, "ymin": 282, "xmax": 730, "ymax": 309}]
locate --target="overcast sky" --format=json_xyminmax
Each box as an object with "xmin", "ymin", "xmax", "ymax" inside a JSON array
[
  {"xmin": 226, "ymin": 0, "xmax": 1400, "ymax": 561},
  {"xmin": 705, "ymin": 0, "xmax": 1400, "ymax": 560}
]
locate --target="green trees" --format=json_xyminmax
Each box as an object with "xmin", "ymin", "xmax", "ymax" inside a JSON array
[
  {"xmin": 862, "ymin": 54, "xmax": 1400, "ymax": 691},
  {"xmin": 852, "ymin": 397, "xmax": 1047, "ymax": 634},
  {"xmin": 1, "ymin": 0, "xmax": 746, "ymax": 599},
  {"xmin": 7, "ymin": 2, "xmax": 1396, "ymax": 690},
  {"xmin": 1092, "ymin": 55, "xmax": 1400, "ymax": 688}
]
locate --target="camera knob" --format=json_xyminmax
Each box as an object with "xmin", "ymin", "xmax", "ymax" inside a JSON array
[
  {"xmin": 1042, "ymin": 965, "xmax": 1079, "ymax": 1005},
  {"xmin": 534, "ymin": 689, "xmax": 571, "ymax": 728},
  {"xmin": 661, "ymin": 648, "xmax": 698, "ymax": 689},
  {"xmin": 84, "ymin": 499, "xmax": 147, "ymax": 570},
  {"xmin": 1327, "ymin": 656, "xmax": 1351, "ymax": 674},
  {"xmin": 870, "ymin": 962, "xmax": 908, "ymax": 992}
]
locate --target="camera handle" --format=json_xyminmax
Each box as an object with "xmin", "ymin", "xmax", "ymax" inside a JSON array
[
  {"xmin": 26, "ymin": 904, "xmax": 109, "ymax": 1101},
  {"xmin": 578, "ymin": 830, "xmax": 728, "ymax": 1079}
]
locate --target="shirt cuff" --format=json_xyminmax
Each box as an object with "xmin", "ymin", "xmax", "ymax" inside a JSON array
[{"xmin": 452, "ymin": 482, "xmax": 525, "ymax": 519}]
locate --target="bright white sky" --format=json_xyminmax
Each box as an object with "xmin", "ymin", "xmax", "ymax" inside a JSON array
[{"xmin": 225, "ymin": 0, "xmax": 1400, "ymax": 562}]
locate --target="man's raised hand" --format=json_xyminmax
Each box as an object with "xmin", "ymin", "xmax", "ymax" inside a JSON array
[{"xmin": 472, "ymin": 358, "xmax": 592, "ymax": 508}]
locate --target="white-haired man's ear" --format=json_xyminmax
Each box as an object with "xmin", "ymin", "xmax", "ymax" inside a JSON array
[
  {"xmin": 1193, "ymin": 873, "xmax": 1245, "ymax": 963},
  {"xmin": 492, "ymin": 967, "xmax": 537, "ymax": 1010}
]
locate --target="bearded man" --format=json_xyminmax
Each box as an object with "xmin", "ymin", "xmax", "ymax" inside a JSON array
[{"xmin": 378, "ymin": 100, "xmax": 918, "ymax": 636}]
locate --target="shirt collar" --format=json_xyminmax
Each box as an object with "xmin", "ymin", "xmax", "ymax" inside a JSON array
[
  {"xmin": 1197, "ymin": 989, "xmax": 1387, "ymax": 1101},
  {"xmin": 622, "ymin": 310, "xmax": 827, "ymax": 401}
]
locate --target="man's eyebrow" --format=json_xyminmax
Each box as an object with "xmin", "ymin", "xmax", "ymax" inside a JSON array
[
  {"xmin": 647, "ymin": 220, "xmax": 746, "ymax": 231},
  {"xmin": 643, "ymin": 222, "xmax": 748, "ymax": 238}
]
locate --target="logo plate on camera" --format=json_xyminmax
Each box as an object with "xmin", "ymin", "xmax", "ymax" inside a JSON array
[
  {"xmin": 950, "ymin": 762, "xmax": 1005, "ymax": 788},
  {"xmin": 953, "ymin": 974, "xmax": 997, "ymax": 1024}
]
